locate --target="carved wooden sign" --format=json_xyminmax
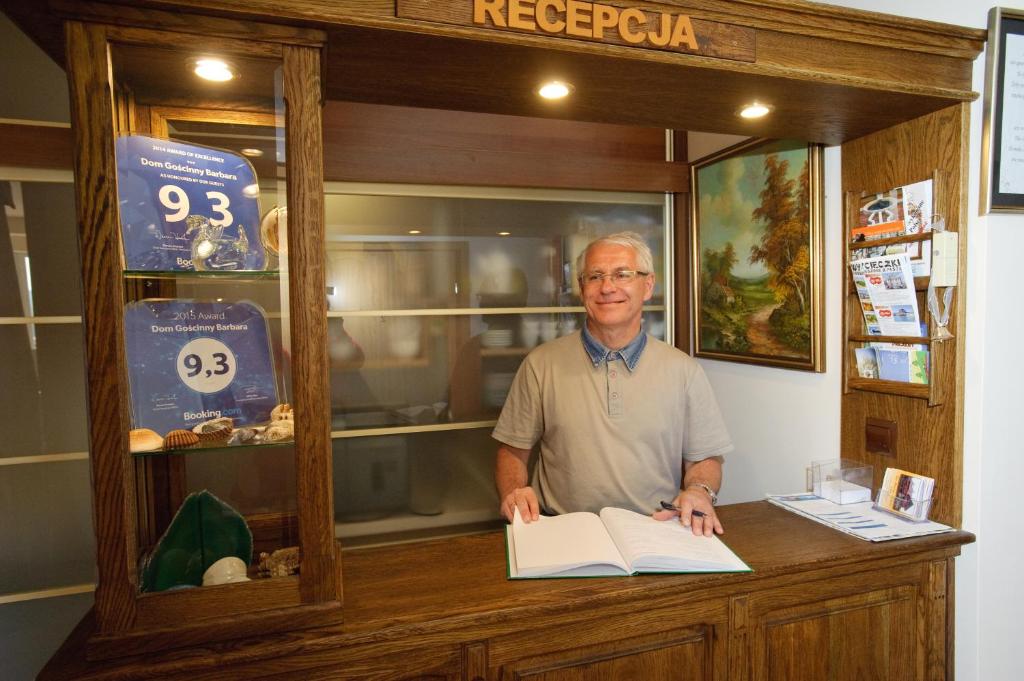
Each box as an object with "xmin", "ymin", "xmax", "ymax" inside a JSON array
[{"xmin": 397, "ymin": 0, "xmax": 756, "ymax": 62}]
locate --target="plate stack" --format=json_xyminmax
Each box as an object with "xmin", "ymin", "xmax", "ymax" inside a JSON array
[{"xmin": 481, "ymin": 328, "xmax": 514, "ymax": 348}]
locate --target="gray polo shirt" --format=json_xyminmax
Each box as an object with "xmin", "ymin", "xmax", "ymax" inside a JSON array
[{"xmin": 492, "ymin": 328, "xmax": 733, "ymax": 515}]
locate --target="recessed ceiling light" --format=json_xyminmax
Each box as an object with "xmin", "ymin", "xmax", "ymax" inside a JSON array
[
  {"xmin": 408, "ymin": 230, "xmax": 422, "ymax": 235},
  {"xmin": 498, "ymin": 231, "xmax": 511, "ymax": 236},
  {"xmin": 240, "ymin": 148, "xmax": 263, "ymax": 158},
  {"xmin": 738, "ymin": 102, "xmax": 772, "ymax": 119},
  {"xmin": 537, "ymin": 81, "xmax": 573, "ymax": 100},
  {"xmin": 194, "ymin": 58, "xmax": 234, "ymax": 82}
]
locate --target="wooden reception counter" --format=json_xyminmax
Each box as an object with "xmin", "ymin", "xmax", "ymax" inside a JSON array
[{"xmin": 42, "ymin": 501, "xmax": 972, "ymax": 680}]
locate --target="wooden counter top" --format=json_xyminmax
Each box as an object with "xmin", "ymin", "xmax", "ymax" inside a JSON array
[{"xmin": 41, "ymin": 501, "xmax": 974, "ymax": 680}]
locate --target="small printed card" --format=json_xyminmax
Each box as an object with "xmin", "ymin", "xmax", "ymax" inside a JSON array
[{"xmin": 875, "ymin": 467, "xmax": 935, "ymax": 521}]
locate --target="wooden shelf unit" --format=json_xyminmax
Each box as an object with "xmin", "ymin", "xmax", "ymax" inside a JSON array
[{"xmin": 842, "ymin": 170, "xmax": 955, "ymax": 408}]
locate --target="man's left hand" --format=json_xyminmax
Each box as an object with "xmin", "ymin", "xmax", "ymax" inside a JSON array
[{"xmin": 651, "ymin": 488, "xmax": 723, "ymax": 536}]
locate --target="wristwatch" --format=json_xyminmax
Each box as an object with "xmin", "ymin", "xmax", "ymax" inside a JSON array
[{"xmin": 687, "ymin": 482, "xmax": 718, "ymax": 506}]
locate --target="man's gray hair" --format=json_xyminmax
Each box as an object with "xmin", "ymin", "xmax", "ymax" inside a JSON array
[{"xmin": 575, "ymin": 231, "xmax": 655, "ymax": 277}]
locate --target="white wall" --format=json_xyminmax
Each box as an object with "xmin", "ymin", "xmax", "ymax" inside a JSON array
[{"xmin": 698, "ymin": 2, "xmax": 1024, "ymax": 679}]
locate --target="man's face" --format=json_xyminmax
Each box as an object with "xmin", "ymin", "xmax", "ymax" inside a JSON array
[{"xmin": 580, "ymin": 243, "xmax": 654, "ymax": 334}]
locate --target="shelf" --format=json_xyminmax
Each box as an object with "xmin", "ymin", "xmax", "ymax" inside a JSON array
[
  {"xmin": 132, "ymin": 439, "xmax": 293, "ymax": 458},
  {"xmin": 480, "ymin": 346, "xmax": 531, "ymax": 357},
  {"xmin": 848, "ymin": 334, "xmax": 931, "ymax": 345},
  {"xmin": 333, "ymin": 356, "xmax": 431, "ymax": 371},
  {"xmin": 329, "ymin": 305, "xmax": 665, "ymax": 318},
  {"xmin": 846, "ymin": 377, "xmax": 931, "ymax": 399},
  {"xmin": 331, "ymin": 419, "xmax": 497, "ymax": 439},
  {"xmin": 848, "ymin": 232, "xmax": 932, "ymax": 251},
  {"xmin": 123, "ymin": 270, "xmax": 281, "ymax": 282}
]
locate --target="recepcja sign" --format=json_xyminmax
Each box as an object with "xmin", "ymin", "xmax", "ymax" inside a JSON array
[{"xmin": 397, "ymin": 0, "xmax": 755, "ymax": 62}]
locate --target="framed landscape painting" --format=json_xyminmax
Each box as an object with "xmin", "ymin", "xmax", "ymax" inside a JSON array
[{"xmin": 690, "ymin": 139, "xmax": 825, "ymax": 372}]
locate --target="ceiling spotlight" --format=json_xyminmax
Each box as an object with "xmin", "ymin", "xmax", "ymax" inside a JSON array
[
  {"xmin": 194, "ymin": 58, "xmax": 234, "ymax": 82},
  {"xmin": 240, "ymin": 148, "xmax": 263, "ymax": 158},
  {"xmin": 738, "ymin": 102, "xmax": 772, "ymax": 119},
  {"xmin": 537, "ymin": 81, "xmax": 573, "ymax": 100},
  {"xmin": 408, "ymin": 230, "xmax": 422, "ymax": 235},
  {"xmin": 498, "ymin": 231, "xmax": 511, "ymax": 236}
]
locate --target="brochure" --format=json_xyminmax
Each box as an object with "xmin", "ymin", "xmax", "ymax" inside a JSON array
[
  {"xmin": 851, "ymin": 179, "xmax": 933, "ymax": 277},
  {"xmin": 876, "ymin": 468, "xmax": 935, "ymax": 521},
  {"xmin": 766, "ymin": 494, "xmax": 953, "ymax": 542},
  {"xmin": 849, "ymin": 253, "xmax": 922, "ymax": 336}
]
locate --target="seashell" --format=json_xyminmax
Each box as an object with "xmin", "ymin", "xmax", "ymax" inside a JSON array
[
  {"xmin": 270, "ymin": 403, "xmax": 293, "ymax": 421},
  {"xmin": 226, "ymin": 427, "xmax": 258, "ymax": 446},
  {"xmin": 263, "ymin": 420, "xmax": 294, "ymax": 442},
  {"xmin": 257, "ymin": 547, "xmax": 299, "ymax": 578},
  {"xmin": 192, "ymin": 417, "xmax": 233, "ymax": 443},
  {"xmin": 164, "ymin": 429, "xmax": 200, "ymax": 449},
  {"xmin": 130, "ymin": 428, "xmax": 164, "ymax": 453}
]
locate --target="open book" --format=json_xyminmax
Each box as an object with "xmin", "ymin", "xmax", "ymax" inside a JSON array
[{"xmin": 506, "ymin": 507, "xmax": 751, "ymax": 579}]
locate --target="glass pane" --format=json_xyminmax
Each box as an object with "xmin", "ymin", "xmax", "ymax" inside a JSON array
[
  {"xmin": 0, "ymin": 592, "xmax": 94, "ymax": 681},
  {"xmin": 111, "ymin": 43, "xmax": 295, "ymax": 592},
  {"xmin": 1, "ymin": 180, "xmax": 89, "ymax": 459},
  {"xmin": 324, "ymin": 187, "xmax": 668, "ymax": 545},
  {"xmin": 334, "ymin": 428, "xmax": 500, "ymax": 545},
  {"xmin": 0, "ymin": 460, "xmax": 95, "ymax": 594}
]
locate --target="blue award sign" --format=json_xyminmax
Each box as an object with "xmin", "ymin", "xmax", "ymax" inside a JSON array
[
  {"xmin": 115, "ymin": 134, "xmax": 267, "ymax": 271},
  {"xmin": 125, "ymin": 300, "xmax": 280, "ymax": 435}
]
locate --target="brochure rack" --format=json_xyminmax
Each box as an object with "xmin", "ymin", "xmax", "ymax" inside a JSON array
[{"xmin": 842, "ymin": 169, "xmax": 956, "ymax": 407}]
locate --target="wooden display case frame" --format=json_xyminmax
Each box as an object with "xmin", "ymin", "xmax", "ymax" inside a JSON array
[{"xmin": 64, "ymin": 18, "xmax": 342, "ymax": 656}]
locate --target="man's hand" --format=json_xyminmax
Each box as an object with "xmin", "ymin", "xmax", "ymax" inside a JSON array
[
  {"xmin": 501, "ymin": 486, "xmax": 540, "ymax": 523},
  {"xmin": 652, "ymin": 488, "xmax": 723, "ymax": 536}
]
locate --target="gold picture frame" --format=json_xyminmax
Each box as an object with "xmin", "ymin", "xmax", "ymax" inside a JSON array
[{"xmin": 690, "ymin": 139, "xmax": 825, "ymax": 372}]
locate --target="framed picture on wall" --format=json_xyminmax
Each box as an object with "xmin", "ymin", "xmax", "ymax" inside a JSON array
[
  {"xmin": 981, "ymin": 7, "xmax": 1024, "ymax": 214},
  {"xmin": 690, "ymin": 139, "xmax": 825, "ymax": 372}
]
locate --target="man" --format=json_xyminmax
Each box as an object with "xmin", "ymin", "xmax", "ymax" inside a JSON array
[{"xmin": 492, "ymin": 231, "xmax": 732, "ymax": 536}]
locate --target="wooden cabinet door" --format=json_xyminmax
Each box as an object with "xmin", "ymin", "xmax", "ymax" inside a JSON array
[
  {"xmin": 756, "ymin": 585, "xmax": 917, "ymax": 681},
  {"xmin": 741, "ymin": 563, "xmax": 941, "ymax": 681},
  {"xmin": 489, "ymin": 615, "xmax": 724, "ymax": 681}
]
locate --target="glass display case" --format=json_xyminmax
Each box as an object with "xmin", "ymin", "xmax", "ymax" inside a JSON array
[
  {"xmin": 322, "ymin": 185, "xmax": 671, "ymax": 544},
  {"xmin": 64, "ymin": 19, "xmax": 339, "ymax": 645}
]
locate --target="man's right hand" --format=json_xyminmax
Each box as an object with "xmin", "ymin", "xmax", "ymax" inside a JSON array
[{"xmin": 501, "ymin": 486, "xmax": 540, "ymax": 523}]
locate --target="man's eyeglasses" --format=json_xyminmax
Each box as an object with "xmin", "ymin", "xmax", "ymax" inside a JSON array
[{"xmin": 580, "ymin": 269, "xmax": 649, "ymax": 286}]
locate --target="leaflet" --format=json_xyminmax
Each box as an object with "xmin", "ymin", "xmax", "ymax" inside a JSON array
[{"xmin": 849, "ymin": 253, "xmax": 921, "ymax": 337}]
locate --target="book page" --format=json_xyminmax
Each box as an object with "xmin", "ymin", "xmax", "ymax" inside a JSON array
[
  {"xmin": 599, "ymin": 507, "xmax": 750, "ymax": 573},
  {"xmin": 509, "ymin": 508, "xmax": 630, "ymax": 578}
]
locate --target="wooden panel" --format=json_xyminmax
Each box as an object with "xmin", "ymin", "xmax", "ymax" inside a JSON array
[
  {"xmin": 756, "ymin": 585, "xmax": 918, "ymax": 681},
  {"xmin": 840, "ymin": 104, "xmax": 968, "ymax": 527},
  {"xmin": 322, "ymin": 24, "xmax": 970, "ymax": 148},
  {"xmin": 322, "ymin": 101, "xmax": 681, "ymax": 191},
  {"xmin": 53, "ymin": 0, "xmax": 326, "ymax": 47},
  {"xmin": 397, "ymin": 0, "xmax": 757, "ymax": 62},
  {"xmin": 39, "ymin": 502, "xmax": 972, "ymax": 680},
  {"xmin": 65, "ymin": 19, "xmax": 139, "ymax": 635},
  {"xmin": 495, "ymin": 625, "xmax": 713, "ymax": 681},
  {"xmin": 283, "ymin": 44, "xmax": 344, "ymax": 604},
  {"xmin": 0, "ymin": 123, "xmax": 73, "ymax": 169}
]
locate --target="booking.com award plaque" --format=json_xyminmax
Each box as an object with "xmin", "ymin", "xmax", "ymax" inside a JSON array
[
  {"xmin": 124, "ymin": 299, "xmax": 279, "ymax": 435},
  {"xmin": 115, "ymin": 134, "xmax": 267, "ymax": 271}
]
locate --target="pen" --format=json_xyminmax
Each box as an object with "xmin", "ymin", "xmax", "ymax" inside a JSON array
[{"xmin": 660, "ymin": 500, "xmax": 707, "ymax": 517}]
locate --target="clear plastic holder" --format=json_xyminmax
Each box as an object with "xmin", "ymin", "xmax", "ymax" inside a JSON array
[
  {"xmin": 873, "ymin": 487, "xmax": 934, "ymax": 522},
  {"xmin": 806, "ymin": 458, "xmax": 874, "ymax": 504}
]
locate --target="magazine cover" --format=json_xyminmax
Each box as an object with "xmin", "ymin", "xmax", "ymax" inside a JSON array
[
  {"xmin": 851, "ymin": 180, "xmax": 933, "ymax": 277},
  {"xmin": 849, "ymin": 253, "xmax": 922, "ymax": 336}
]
